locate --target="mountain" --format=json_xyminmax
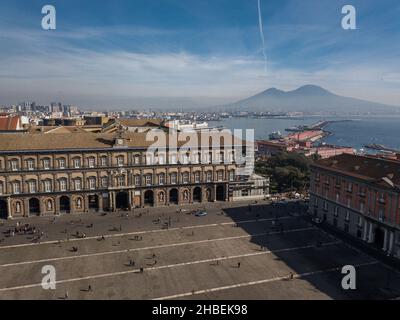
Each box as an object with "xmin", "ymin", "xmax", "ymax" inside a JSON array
[{"xmin": 219, "ymin": 85, "xmax": 400, "ymax": 114}]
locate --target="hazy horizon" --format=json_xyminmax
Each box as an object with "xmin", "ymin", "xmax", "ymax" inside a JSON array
[{"xmin": 1, "ymin": 0, "xmax": 400, "ymax": 109}]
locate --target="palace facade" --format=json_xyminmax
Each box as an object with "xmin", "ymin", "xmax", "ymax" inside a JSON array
[
  {"xmin": 309, "ymin": 154, "xmax": 400, "ymax": 259},
  {"xmin": 0, "ymin": 130, "xmax": 242, "ymax": 219}
]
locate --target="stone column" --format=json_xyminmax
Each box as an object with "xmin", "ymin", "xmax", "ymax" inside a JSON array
[
  {"xmin": 84, "ymin": 195, "xmax": 89, "ymax": 213},
  {"xmin": 368, "ymin": 222, "xmax": 373, "ymax": 243},
  {"xmin": 362, "ymin": 219, "xmax": 368, "ymax": 241},
  {"xmin": 98, "ymin": 194, "xmax": 103, "ymax": 212},
  {"xmin": 383, "ymin": 229, "xmax": 388, "ymax": 251},
  {"xmin": 388, "ymin": 231, "xmax": 394, "ymax": 254},
  {"xmin": 7, "ymin": 197, "xmax": 12, "ymax": 219},
  {"xmin": 55, "ymin": 197, "xmax": 60, "ymax": 215}
]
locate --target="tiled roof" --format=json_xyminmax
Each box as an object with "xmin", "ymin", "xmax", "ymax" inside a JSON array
[
  {"xmin": 0, "ymin": 116, "xmax": 20, "ymax": 131},
  {"xmin": 313, "ymin": 153, "xmax": 400, "ymax": 187},
  {"xmin": 0, "ymin": 131, "xmax": 245, "ymax": 152}
]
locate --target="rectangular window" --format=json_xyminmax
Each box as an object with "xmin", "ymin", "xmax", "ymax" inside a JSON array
[
  {"xmin": 88, "ymin": 158, "xmax": 95, "ymax": 168},
  {"xmin": 75, "ymin": 179, "xmax": 81, "ymax": 191},
  {"xmin": 170, "ymin": 154, "xmax": 177, "ymax": 164},
  {"xmin": 89, "ymin": 179, "xmax": 96, "ymax": 190},
  {"xmin": 44, "ymin": 180, "xmax": 52, "ymax": 193},
  {"xmin": 28, "ymin": 181, "xmax": 36, "ymax": 193},
  {"xmin": 194, "ymin": 172, "xmax": 200, "ymax": 183},
  {"xmin": 182, "ymin": 173, "xmax": 189, "ymax": 184},
  {"xmin": 101, "ymin": 157, "xmax": 107, "ymax": 167},
  {"xmin": 206, "ymin": 172, "xmax": 212, "ymax": 182},
  {"xmin": 117, "ymin": 156, "xmax": 124, "ymax": 167},
  {"xmin": 11, "ymin": 160, "xmax": 18, "ymax": 171},
  {"xmin": 60, "ymin": 179, "xmax": 67, "ymax": 192},
  {"xmin": 13, "ymin": 182, "xmax": 20, "ymax": 194},
  {"xmin": 27, "ymin": 160, "xmax": 35, "ymax": 170},
  {"xmin": 101, "ymin": 177, "xmax": 108, "ymax": 188},
  {"xmin": 217, "ymin": 171, "xmax": 224, "ymax": 181},
  {"xmin": 0, "ymin": 183, "xmax": 3, "ymax": 195},
  {"xmin": 59, "ymin": 158, "xmax": 66, "ymax": 169},
  {"xmin": 74, "ymin": 159, "xmax": 81, "ymax": 169},
  {"xmin": 134, "ymin": 176, "xmax": 141, "ymax": 186},
  {"xmin": 43, "ymin": 159, "xmax": 50, "ymax": 170},
  {"xmin": 170, "ymin": 173, "xmax": 177, "ymax": 184},
  {"xmin": 159, "ymin": 174, "xmax": 165, "ymax": 185},
  {"xmin": 145, "ymin": 175, "xmax": 152, "ymax": 186}
]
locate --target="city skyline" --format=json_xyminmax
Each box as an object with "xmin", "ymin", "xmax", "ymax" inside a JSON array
[{"xmin": 0, "ymin": 0, "xmax": 399, "ymax": 109}]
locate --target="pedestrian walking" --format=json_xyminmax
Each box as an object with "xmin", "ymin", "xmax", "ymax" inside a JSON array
[{"xmin": 237, "ymin": 262, "xmax": 241, "ymax": 268}]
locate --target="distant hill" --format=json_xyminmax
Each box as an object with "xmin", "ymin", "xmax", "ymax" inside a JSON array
[{"xmin": 219, "ymin": 85, "xmax": 400, "ymax": 114}]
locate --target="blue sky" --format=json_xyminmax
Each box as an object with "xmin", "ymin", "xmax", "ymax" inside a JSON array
[{"xmin": 0, "ymin": 0, "xmax": 399, "ymax": 109}]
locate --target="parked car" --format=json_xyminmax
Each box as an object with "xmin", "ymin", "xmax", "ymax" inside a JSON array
[
  {"xmin": 312, "ymin": 217, "xmax": 322, "ymax": 224},
  {"xmin": 195, "ymin": 211, "xmax": 208, "ymax": 217}
]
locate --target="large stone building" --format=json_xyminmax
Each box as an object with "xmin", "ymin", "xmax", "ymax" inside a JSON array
[
  {"xmin": 309, "ymin": 154, "xmax": 400, "ymax": 259},
  {"xmin": 0, "ymin": 130, "xmax": 245, "ymax": 219}
]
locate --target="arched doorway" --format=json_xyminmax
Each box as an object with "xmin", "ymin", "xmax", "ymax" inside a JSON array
[
  {"xmin": 216, "ymin": 185, "xmax": 225, "ymax": 201},
  {"xmin": 116, "ymin": 192, "xmax": 129, "ymax": 210},
  {"xmin": 169, "ymin": 188, "xmax": 179, "ymax": 205},
  {"xmin": 193, "ymin": 187, "xmax": 202, "ymax": 202},
  {"xmin": 0, "ymin": 200, "xmax": 7, "ymax": 219},
  {"xmin": 29, "ymin": 198, "xmax": 40, "ymax": 216},
  {"xmin": 88, "ymin": 195, "xmax": 99, "ymax": 211},
  {"xmin": 374, "ymin": 228, "xmax": 385, "ymax": 249},
  {"xmin": 59, "ymin": 196, "xmax": 70, "ymax": 213},
  {"xmin": 144, "ymin": 190, "xmax": 154, "ymax": 206}
]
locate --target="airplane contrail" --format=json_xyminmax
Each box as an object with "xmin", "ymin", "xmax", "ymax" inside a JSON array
[{"xmin": 257, "ymin": 0, "xmax": 267, "ymax": 73}]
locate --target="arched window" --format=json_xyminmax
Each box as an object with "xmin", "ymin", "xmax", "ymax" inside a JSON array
[
  {"xmin": 182, "ymin": 172, "xmax": 189, "ymax": 184},
  {"xmin": 42, "ymin": 158, "xmax": 51, "ymax": 170},
  {"xmin": 74, "ymin": 178, "xmax": 82, "ymax": 191},
  {"xmin": 101, "ymin": 176, "xmax": 108, "ymax": 188},
  {"xmin": 88, "ymin": 177, "xmax": 96, "ymax": 190},
  {"xmin": 100, "ymin": 156, "xmax": 108, "ymax": 167},
  {"xmin": 170, "ymin": 173, "xmax": 177, "ymax": 184},
  {"xmin": 158, "ymin": 173, "xmax": 165, "ymax": 185},
  {"xmin": 145, "ymin": 174, "xmax": 152, "ymax": 186},
  {"xmin": 117, "ymin": 156, "xmax": 124, "ymax": 167},
  {"xmin": 88, "ymin": 157, "xmax": 96, "ymax": 168},
  {"xmin": 59, "ymin": 178, "xmax": 68, "ymax": 192},
  {"xmin": 58, "ymin": 157, "xmax": 66, "ymax": 169},
  {"xmin": 118, "ymin": 175, "xmax": 125, "ymax": 187},
  {"xmin": 26, "ymin": 159, "xmax": 35, "ymax": 170},
  {"xmin": 28, "ymin": 180, "xmax": 37, "ymax": 193},
  {"xmin": 43, "ymin": 179, "xmax": 52, "ymax": 192}
]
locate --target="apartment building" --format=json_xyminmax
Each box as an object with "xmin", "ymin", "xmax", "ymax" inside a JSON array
[{"xmin": 309, "ymin": 154, "xmax": 400, "ymax": 259}]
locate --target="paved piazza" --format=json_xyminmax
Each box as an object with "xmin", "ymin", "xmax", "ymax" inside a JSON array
[{"xmin": 0, "ymin": 200, "xmax": 399, "ymax": 300}]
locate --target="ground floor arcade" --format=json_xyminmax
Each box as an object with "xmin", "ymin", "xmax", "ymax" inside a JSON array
[{"xmin": 0, "ymin": 184, "xmax": 229, "ymax": 219}]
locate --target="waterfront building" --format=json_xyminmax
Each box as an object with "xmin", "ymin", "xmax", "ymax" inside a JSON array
[{"xmin": 309, "ymin": 154, "xmax": 400, "ymax": 259}]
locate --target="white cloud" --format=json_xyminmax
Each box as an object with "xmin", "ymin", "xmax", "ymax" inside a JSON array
[{"xmin": 0, "ymin": 26, "xmax": 399, "ymax": 109}]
